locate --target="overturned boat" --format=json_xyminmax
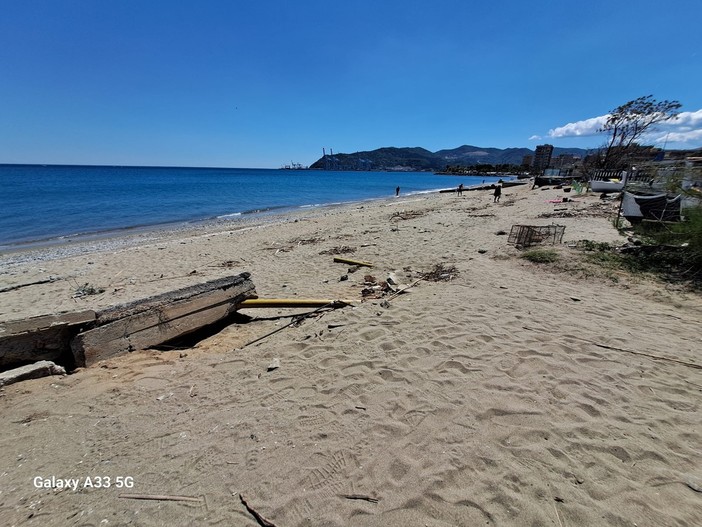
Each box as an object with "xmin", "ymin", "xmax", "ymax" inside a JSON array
[{"xmin": 621, "ymin": 191, "xmax": 682, "ymax": 224}]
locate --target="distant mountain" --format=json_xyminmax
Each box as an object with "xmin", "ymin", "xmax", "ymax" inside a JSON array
[{"xmin": 309, "ymin": 145, "xmax": 590, "ymax": 171}]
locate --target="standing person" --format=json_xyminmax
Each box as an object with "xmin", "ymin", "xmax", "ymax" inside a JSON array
[
  {"xmin": 395, "ymin": 186, "xmax": 400, "ymax": 197},
  {"xmin": 493, "ymin": 183, "xmax": 502, "ymax": 203},
  {"xmin": 457, "ymin": 183, "xmax": 464, "ymax": 196}
]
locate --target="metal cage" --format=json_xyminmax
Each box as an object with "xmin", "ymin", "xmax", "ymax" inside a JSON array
[{"xmin": 507, "ymin": 224, "xmax": 565, "ymax": 248}]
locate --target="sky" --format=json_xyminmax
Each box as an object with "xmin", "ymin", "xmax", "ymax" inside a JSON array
[{"xmin": 1, "ymin": 0, "xmax": 701, "ymax": 168}]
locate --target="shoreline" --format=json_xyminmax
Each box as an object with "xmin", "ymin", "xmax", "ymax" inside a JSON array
[{"xmin": 0, "ymin": 189, "xmax": 453, "ymax": 260}]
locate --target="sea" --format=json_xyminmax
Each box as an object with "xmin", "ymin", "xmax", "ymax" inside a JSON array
[{"xmin": 0, "ymin": 165, "xmax": 507, "ymax": 250}]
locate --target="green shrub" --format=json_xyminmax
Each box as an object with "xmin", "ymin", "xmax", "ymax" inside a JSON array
[
  {"xmin": 521, "ymin": 248, "xmax": 559, "ymax": 263},
  {"xmin": 631, "ymin": 205, "xmax": 702, "ymax": 282}
]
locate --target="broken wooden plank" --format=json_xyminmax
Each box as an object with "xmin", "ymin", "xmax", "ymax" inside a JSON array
[
  {"xmin": 0, "ymin": 360, "xmax": 66, "ymax": 387},
  {"xmin": 71, "ymin": 273, "xmax": 256, "ymax": 367},
  {"xmin": 0, "ymin": 311, "xmax": 96, "ymax": 369},
  {"xmin": 333, "ymin": 257, "xmax": 373, "ymax": 267}
]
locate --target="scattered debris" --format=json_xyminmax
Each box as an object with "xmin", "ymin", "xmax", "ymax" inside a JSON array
[
  {"xmin": 420, "ymin": 263, "xmax": 459, "ymax": 282},
  {"xmin": 267, "ymin": 358, "xmax": 280, "ymax": 372},
  {"xmin": 390, "ymin": 210, "xmax": 424, "ymax": 221},
  {"xmin": 241, "ymin": 302, "xmax": 350, "ymax": 348},
  {"xmin": 319, "ymin": 245, "xmax": 356, "ymax": 255},
  {"xmin": 72, "ymin": 283, "xmax": 105, "ymax": 298},
  {"xmin": 293, "ymin": 236, "xmax": 324, "ymax": 246}
]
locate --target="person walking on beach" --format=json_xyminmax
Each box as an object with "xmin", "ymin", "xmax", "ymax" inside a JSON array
[
  {"xmin": 395, "ymin": 186, "xmax": 400, "ymax": 197},
  {"xmin": 457, "ymin": 183, "xmax": 464, "ymax": 196},
  {"xmin": 493, "ymin": 183, "xmax": 502, "ymax": 203}
]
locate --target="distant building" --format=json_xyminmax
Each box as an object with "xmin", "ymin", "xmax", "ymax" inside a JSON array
[
  {"xmin": 555, "ymin": 154, "xmax": 579, "ymax": 168},
  {"xmin": 522, "ymin": 155, "xmax": 533, "ymax": 167},
  {"xmin": 533, "ymin": 144, "xmax": 554, "ymax": 173}
]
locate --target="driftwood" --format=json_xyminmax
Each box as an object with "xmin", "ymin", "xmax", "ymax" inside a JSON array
[
  {"xmin": 0, "ymin": 278, "xmax": 56, "ymax": 294},
  {"xmin": 241, "ymin": 301, "xmax": 349, "ymax": 348},
  {"xmin": 592, "ymin": 343, "xmax": 702, "ymax": 370},
  {"xmin": 333, "ymin": 257, "xmax": 373, "ymax": 268},
  {"xmin": 119, "ymin": 493, "xmax": 203, "ymax": 503},
  {"xmin": 0, "ymin": 311, "xmax": 96, "ymax": 369},
  {"xmin": 239, "ymin": 494, "xmax": 278, "ymax": 527},
  {"xmin": 342, "ymin": 494, "xmax": 379, "ymax": 503},
  {"xmin": 72, "ymin": 273, "xmax": 255, "ymax": 366}
]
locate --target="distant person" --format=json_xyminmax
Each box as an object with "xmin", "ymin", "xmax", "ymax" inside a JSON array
[
  {"xmin": 493, "ymin": 183, "xmax": 502, "ymax": 203},
  {"xmin": 457, "ymin": 183, "xmax": 464, "ymax": 196},
  {"xmin": 395, "ymin": 186, "xmax": 400, "ymax": 197}
]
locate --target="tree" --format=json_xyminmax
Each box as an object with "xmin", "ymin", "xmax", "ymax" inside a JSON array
[{"xmin": 598, "ymin": 95, "xmax": 681, "ymax": 169}]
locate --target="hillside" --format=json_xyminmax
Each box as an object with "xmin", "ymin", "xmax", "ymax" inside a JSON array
[{"xmin": 308, "ymin": 145, "xmax": 589, "ymax": 171}]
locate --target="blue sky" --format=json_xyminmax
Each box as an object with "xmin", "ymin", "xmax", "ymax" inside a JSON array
[{"xmin": 1, "ymin": 0, "xmax": 701, "ymax": 168}]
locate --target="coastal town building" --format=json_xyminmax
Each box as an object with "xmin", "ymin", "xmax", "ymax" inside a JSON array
[{"xmin": 533, "ymin": 144, "xmax": 554, "ymax": 173}]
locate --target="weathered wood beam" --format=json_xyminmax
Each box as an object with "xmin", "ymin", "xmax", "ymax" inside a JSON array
[
  {"xmin": 0, "ymin": 311, "xmax": 96, "ymax": 369},
  {"xmin": 71, "ymin": 273, "xmax": 256, "ymax": 367}
]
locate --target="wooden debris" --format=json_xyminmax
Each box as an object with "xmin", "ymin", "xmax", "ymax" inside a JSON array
[
  {"xmin": 119, "ymin": 493, "xmax": 203, "ymax": 503},
  {"xmin": 342, "ymin": 494, "xmax": 379, "ymax": 503},
  {"xmin": 0, "ymin": 311, "xmax": 96, "ymax": 369},
  {"xmin": 0, "ymin": 360, "xmax": 66, "ymax": 387},
  {"xmin": 592, "ymin": 343, "xmax": 702, "ymax": 370},
  {"xmin": 241, "ymin": 302, "xmax": 349, "ymax": 348},
  {"xmin": 0, "ymin": 277, "xmax": 56, "ymax": 294},
  {"xmin": 72, "ymin": 273, "xmax": 255, "ymax": 367},
  {"xmin": 333, "ymin": 257, "xmax": 373, "ymax": 268},
  {"xmin": 239, "ymin": 494, "xmax": 278, "ymax": 527}
]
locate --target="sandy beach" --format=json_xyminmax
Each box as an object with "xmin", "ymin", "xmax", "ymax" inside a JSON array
[{"xmin": 1, "ymin": 183, "xmax": 701, "ymax": 526}]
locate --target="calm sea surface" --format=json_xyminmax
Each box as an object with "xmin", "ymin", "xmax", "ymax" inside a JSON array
[{"xmin": 0, "ymin": 165, "xmax": 505, "ymax": 249}]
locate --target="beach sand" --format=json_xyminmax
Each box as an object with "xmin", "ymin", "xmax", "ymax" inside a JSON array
[{"xmin": 1, "ymin": 184, "xmax": 700, "ymax": 526}]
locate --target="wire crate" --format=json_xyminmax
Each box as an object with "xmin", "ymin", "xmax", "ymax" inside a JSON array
[{"xmin": 508, "ymin": 224, "xmax": 565, "ymax": 248}]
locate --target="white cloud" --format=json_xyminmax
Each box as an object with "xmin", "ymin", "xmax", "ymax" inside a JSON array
[
  {"xmin": 659, "ymin": 109, "xmax": 702, "ymax": 131},
  {"xmin": 547, "ymin": 115, "xmax": 609, "ymax": 138},
  {"xmin": 529, "ymin": 135, "xmax": 542, "ymax": 141},
  {"xmin": 651, "ymin": 128, "xmax": 702, "ymax": 144},
  {"xmin": 542, "ymin": 109, "xmax": 702, "ymax": 145}
]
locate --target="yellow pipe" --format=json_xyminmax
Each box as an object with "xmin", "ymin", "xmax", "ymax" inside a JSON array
[{"xmin": 238, "ymin": 298, "xmax": 353, "ymax": 309}]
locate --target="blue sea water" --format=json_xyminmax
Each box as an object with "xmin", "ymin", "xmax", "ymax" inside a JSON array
[{"xmin": 0, "ymin": 165, "xmax": 506, "ymax": 249}]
